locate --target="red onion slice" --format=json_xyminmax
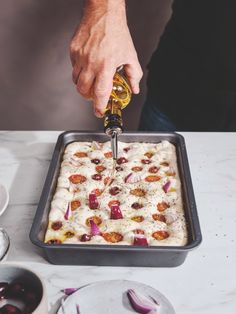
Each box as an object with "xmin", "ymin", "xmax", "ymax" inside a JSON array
[
  {"xmin": 90, "ymin": 220, "xmax": 101, "ymax": 236},
  {"xmin": 89, "ymin": 193, "xmax": 99, "ymax": 209},
  {"xmin": 110, "ymin": 205, "xmax": 123, "ymax": 219},
  {"xmin": 64, "ymin": 203, "xmax": 71, "ymax": 220},
  {"xmin": 162, "ymin": 180, "xmax": 171, "ymax": 193},
  {"xmin": 127, "ymin": 289, "xmax": 159, "ymax": 314},
  {"xmin": 76, "ymin": 304, "xmax": 80, "ymax": 314},
  {"xmin": 63, "ymin": 288, "xmax": 78, "ymax": 295},
  {"xmin": 133, "ymin": 235, "xmax": 148, "ymax": 246},
  {"xmin": 125, "ymin": 173, "xmax": 142, "ymax": 184}
]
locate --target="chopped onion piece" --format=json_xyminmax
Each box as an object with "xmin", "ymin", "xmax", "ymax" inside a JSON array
[
  {"xmin": 125, "ymin": 173, "xmax": 142, "ymax": 184},
  {"xmin": 62, "ymin": 288, "xmax": 78, "ymax": 295},
  {"xmin": 69, "ymin": 156, "xmax": 82, "ymax": 167},
  {"xmin": 165, "ymin": 213, "xmax": 178, "ymax": 224},
  {"xmin": 91, "ymin": 141, "xmax": 102, "ymax": 150},
  {"xmin": 64, "ymin": 203, "xmax": 71, "ymax": 220},
  {"xmin": 110, "ymin": 205, "xmax": 123, "ymax": 219},
  {"xmin": 90, "ymin": 220, "xmax": 101, "ymax": 236},
  {"xmin": 127, "ymin": 289, "xmax": 159, "ymax": 314},
  {"xmin": 162, "ymin": 181, "xmax": 171, "ymax": 193},
  {"xmin": 89, "ymin": 193, "xmax": 99, "ymax": 209}
]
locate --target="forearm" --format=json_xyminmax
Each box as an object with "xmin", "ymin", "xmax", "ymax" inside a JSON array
[
  {"xmin": 83, "ymin": 0, "xmax": 126, "ymax": 18},
  {"xmin": 80, "ymin": 0, "xmax": 127, "ymax": 43}
]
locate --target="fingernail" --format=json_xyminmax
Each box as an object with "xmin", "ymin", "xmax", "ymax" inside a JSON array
[
  {"xmin": 133, "ymin": 87, "xmax": 140, "ymax": 94},
  {"xmin": 94, "ymin": 109, "xmax": 103, "ymax": 118}
]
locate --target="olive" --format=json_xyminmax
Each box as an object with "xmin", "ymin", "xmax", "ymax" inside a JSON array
[
  {"xmin": 115, "ymin": 166, "xmax": 123, "ymax": 171},
  {"xmin": 131, "ymin": 202, "xmax": 143, "ymax": 209},
  {"xmin": 0, "ymin": 282, "xmax": 9, "ymax": 299},
  {"xmin": 0, "ymin": 304, "xmax": 22, "ymax": 314},
  {"xmin": 8, "ymin": 282, "xmax": 25, "ymax": 298},
  {"xmin": 109, "ymin": 187, "xmax": 121, "ymax": 196},
  {"xmin": 117, "ymin": 157, "xmax": 128, "ymax": 165},
  {"xmin": 91, "ymin": 158, "xmax": 100, "ymax": 164},
  {"xmin": 80, "ymin": 234, "xmax": 92, "ymax": 242},
  {"xmin": 91, "ymin": 174, "xmax": 102, "ymax": 181}
]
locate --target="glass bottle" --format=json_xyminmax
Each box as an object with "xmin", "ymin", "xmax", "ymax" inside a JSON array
[{"xmin": 104, "ymin": 71, "xmax": 132, "ymax": 159}]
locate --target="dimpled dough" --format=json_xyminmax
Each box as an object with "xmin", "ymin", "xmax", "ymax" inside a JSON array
[{"xmin": 44, "ymin": 140, "xmax": 187, "ymax": 246}]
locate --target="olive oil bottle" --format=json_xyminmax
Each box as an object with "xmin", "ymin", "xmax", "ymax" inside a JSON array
[{"xmin": 104, "ymin": 71, "xmax": 132, "ymax": 159}]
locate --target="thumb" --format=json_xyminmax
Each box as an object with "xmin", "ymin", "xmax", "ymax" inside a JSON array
[{"xmin": 124, "ymin": 63, "xmax": 143, "ymax": 94}]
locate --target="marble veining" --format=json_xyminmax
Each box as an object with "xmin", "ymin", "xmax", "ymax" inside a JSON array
[{"xmin": 0, "ymin": 131, "xmax": 236, "ymax": 314}]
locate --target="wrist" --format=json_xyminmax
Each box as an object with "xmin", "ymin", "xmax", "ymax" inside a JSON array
[{"xmin": 84, "ymin": 0, "xmax": 127, "ymax": 23}]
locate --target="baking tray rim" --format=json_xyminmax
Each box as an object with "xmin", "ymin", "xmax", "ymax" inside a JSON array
[{"xmin": 29, "ymin": 130, "xmax": 202, "ymax": 252}]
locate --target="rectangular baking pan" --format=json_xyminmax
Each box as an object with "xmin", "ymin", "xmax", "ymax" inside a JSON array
[{"xmin": 30, "ymin": 131, "xmax": 202, "ymax": 267}]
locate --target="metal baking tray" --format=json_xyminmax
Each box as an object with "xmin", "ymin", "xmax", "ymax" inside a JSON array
[{"xmin": 30, "ymin": 131, "xmax": 202, "ymax": 267}]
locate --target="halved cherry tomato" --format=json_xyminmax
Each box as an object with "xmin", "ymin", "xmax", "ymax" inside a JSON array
[
  {"xmin": 71, "ymin": 200, "xmax": 81, "ymax": 211},
  {"xmin": 102, "ymin": 232, "xmax": 123, "ymax": 243},
  {"xmin": 64, "ymin": 231, "xmax": 75, "ymax": 238},
  {"xmin": 104, "ymin": 177, "xmax": 114, "ymax": 185},
  {"xmin": 152, "ymin": 230, "xmax": 169, "ymax": 240},
  {"xmin": 91, "ymin": 188, "xmax": 103, "ymax": 196},
  {"xmin": 86, "ymin": 216, "xmax": 102, "ymax": 227},
  {"xmin": 96, "ymin": 165, "xmax": 106, "ymax": 173},
  {"xmin": 69, "ymin": 174, "xmax": 87, "ymax": 184},
  {"xmin": 131, "ymin": 216, "xmax": 144, "ymax": 222},
  {"xmin": 145, "ymin": 175, "xmax": 161, "ymax": 182},
  {"xmin": 160, "ymin": 161, "xmax": 169, "ymax": 167},
  {"xmin": 152, "ymin": 214, "xmax": 166, "ymax": 223},
  {"xmin": 157, "ymin": 202, "xmax": 169, "ymax": 212},
  {"xmin": 74, "ymin": 152, "xmax": 88, "ymax": 158},
  {"xmin": 131, "ymin": 166, "xmax": 143, "ymax": 172},
  {"xmin": 166, "ymin": 171, "xmax": 176, "ymax": 176},
  {"xmin": 130, "ymin": 189, "xmax": 146, "ymax": 197},
  {"xmin": 148, "ymin": 166, "xmax": 159, "ymax": 174},
  {"xmin": 104, "ymin": 151, "xmax": 113, "ymax": 158},
  {"xmin": 144, "ymin": 152, "xmax": 154, "ymax": 159}
]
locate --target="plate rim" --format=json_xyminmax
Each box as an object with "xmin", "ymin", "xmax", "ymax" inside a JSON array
[
  {"xmin": 57, "ymin": 279, "xmax": 175, "ymax": 314},
  {"xmin": 0, "ymin": 183, "xmax": 9, "ymax": 216}
]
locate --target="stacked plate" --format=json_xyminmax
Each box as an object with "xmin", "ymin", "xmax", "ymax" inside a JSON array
[
  {"xmin": 58, "ymin": 280, "xmax": 175, "ymax": 314},
  {"xmin": 0, "ymin": 183, "xmax": 10, "ymax": 262}
]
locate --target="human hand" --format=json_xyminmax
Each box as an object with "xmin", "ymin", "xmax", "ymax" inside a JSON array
[{"xmin": 70, "ymin": 0, "xmax": 143, "ymax": 117}]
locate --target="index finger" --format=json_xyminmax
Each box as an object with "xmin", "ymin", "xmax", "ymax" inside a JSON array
[{"xmin": 93, "ymin": 69, "xmax": 116, "ymax": 117}]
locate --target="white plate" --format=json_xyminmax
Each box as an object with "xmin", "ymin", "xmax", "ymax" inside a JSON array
[
  {"xmin": 0, "ymin": 183, "xmax": 9, "ymax": 216},
  {"xmin": 57, "ymin": 280, "xmax": 175, "ymax": 314}
]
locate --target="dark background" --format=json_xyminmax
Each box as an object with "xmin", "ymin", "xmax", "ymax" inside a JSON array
[{"xmin": 0, "ymin": 0, "xmax": 172, "ymax": 130}]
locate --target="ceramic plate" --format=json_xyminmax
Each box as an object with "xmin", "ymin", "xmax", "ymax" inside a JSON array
[
  {"xmin": 0, "ymin": 183, "xmax": 9, "ymax": 216},
  {"xmin": 57, "ymin": 280, "xmax": 175, "ymax": 314}
]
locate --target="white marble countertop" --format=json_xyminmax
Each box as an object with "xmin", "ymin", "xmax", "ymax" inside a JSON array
[{"xmin": 0, "ymin": 131, "xmax": 235, "ymax": 314}]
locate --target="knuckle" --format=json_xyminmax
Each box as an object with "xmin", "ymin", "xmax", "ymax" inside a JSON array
[
  {"xmin": 77, "ymin": 83, "xmax": 88, "ymax": 94},
  {"xmin": 94, "ymin": 88, "xmax": 108, "ymax": 98}
]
